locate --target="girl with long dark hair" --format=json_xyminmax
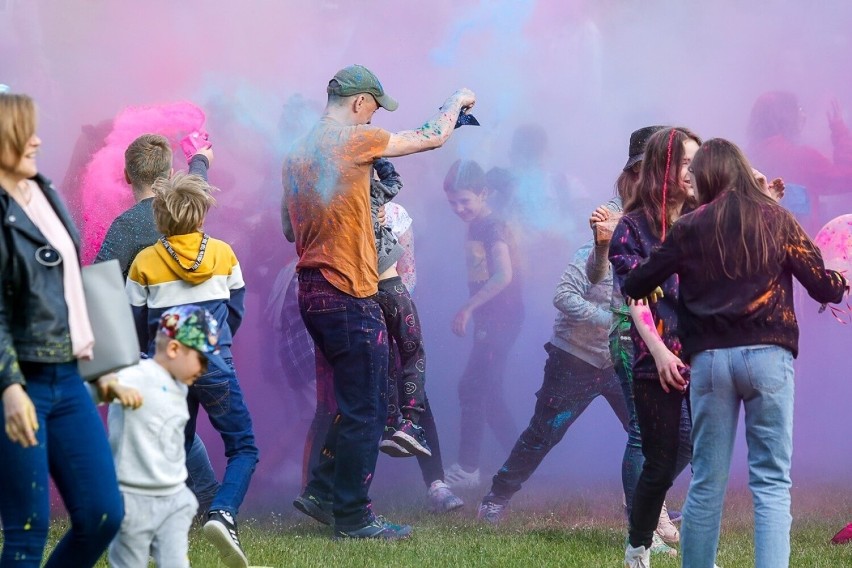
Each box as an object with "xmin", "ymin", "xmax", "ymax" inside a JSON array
[
  {"xmin": 623, "ymin": 138, "xmax": 847, "ymax": 568},
  {"xmin": 609, "ymin": 127, "xmax": 701, "ymax": 566}
]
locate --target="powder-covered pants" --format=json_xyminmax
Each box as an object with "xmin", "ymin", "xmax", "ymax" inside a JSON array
[{"xmin": 487, "ymin": 343, "xmax": 628, "ymax": 501}]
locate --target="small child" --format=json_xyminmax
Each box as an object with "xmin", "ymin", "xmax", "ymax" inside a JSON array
[
  {"xmin": 369, "ymin": 158, "xmax": 432, "ymax": 457},
  {"xmin": 99, "ymin": 305, "xmax": 227, "ymax": 568},
  {"xmin": 126, "ymin": 172, "xmax": 258, "ymax": 568},
  {"xmin": 442, "ymin": 159, "xmax": 524, "ymax": 488}
]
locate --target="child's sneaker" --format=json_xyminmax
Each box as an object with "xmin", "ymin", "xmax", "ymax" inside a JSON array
[
  {"xmin": 379, "ymin": 423, "xmax": 414, "ymax": 458},
  {"xmin": 427, "ymin": 480, "xmax": 464, "ymax": 513},
  {"xmin": 650, "ymin": 532, "xmax": 677, "ymax": 557},
  {"xmin": 624, "ymin": 543, "xmax": 651, "ymax": 568},
  {"xmin": 202, "ymin": 510, "xmax": 248, "ymax": 568},
  {"xmin": 656, "ymin": 502, "xmax": 680, "ymax": 544},
  {"xmin": 293, "ymin": 492, "xmax": 333, "ymax": 525},
  {"xmin": 333, "ymin": 514, "xmax": 412, "ymax": 540},
  {"xmin": 477, "ymin": 498, "xmax": 507, "ymax": 525},
  {"xmin": 831, "ymin": 521, "xmax": 852, "ymax": 544},
  {"xmin": 444, "ymin": 463, "xmax": 480, "ymax": 489},
  {"xmin": 391, "ymin": 419, "xmax": 432, "ymax": 457}
]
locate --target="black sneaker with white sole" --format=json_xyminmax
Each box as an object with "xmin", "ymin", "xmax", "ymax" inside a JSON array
[
  {"xmin": 392, "ymin": 420, "xmax": 432, "ymax": 457},
  {"xmin": 203, "ymin": 510, "xmax": 248, "ymax": 568}
]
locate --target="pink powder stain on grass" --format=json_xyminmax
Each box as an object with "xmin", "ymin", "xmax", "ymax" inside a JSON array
[{"xmin": 78, "ymin": 102, "xmax": 206, "ymax": 264}]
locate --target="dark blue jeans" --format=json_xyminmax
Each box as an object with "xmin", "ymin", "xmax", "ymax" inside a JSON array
[
  {"xmin": 488, "ymin": 343, "xmax": 628, "ymax": 501},
  {"xmin": 299, "ymin": 269, "xmax": 388, "ymax": 528},
  {"xmin": 0, "ymin": 361, "xmax": 123, "ymax": 567},
  {"xmin": 185, "ymin": 356, "xmax": 259, "ymax": 517}
]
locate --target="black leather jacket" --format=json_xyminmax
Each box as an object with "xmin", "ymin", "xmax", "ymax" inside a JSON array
[{"xmin": 0, "ymin": 174, "xmax": 80, "ymax": 394}]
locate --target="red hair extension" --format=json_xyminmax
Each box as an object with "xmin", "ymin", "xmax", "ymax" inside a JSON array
[{"xmin": 660, "ymin": 128, "xmax": 677, "ymax": 240}]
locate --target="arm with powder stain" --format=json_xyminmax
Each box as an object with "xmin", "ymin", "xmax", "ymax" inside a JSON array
[
  {"xmin": 383, "ymin": 89, "xmax": 476, "ymax": 158},
  {"xmin": 628, "ymin": 303, "xmax": 688, "ymax": 393}
]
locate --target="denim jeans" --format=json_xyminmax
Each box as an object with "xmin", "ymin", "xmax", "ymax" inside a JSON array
[
  {"xmin": 610, "ymin": 316, "xmax": 644, "ymax": 516},
  {"xmin": 681, "ymin": 345, "xmax": 795, "ymax": 568},
  {"xmin": 488, "ymin": 343, "xmax": 628, "ymax": 501},
  {"xmin": 303, "ymin": 353, "xmax": 447, "ymax": 490},
  {"xmin": 457, "ymin": 316, "xmax": 522, "ymax": 470},
  {"xmin": 0, "ymin": 361, "xmax": 123, "ymax": 567},
  {"xmin": 610, "ymin": 316, "xmax": 692, "ymax": 518},
  {"xmin": 185, "ymin": 356, "xmax": 259, "ymax": 517},
  {"xmin": 299, "ymin": 269, "xmax": 388, "ymax": 528},
  {"xmin": 629, "ymin": 378, "xmax": 692, "ymax": 548},
  {"xmin": 185, "ymin": 434, "xmax": 221, "ymax": 516}
]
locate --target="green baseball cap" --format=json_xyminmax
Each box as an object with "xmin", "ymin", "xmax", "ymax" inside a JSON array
[{"xmin": 327, "ymin": 64, "xmax": 398, "ymax": 112}]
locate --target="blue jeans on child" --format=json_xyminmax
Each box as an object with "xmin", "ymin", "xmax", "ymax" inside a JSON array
[
  {"xmin": 298, "ymin": 269, "xmax": 388, "ymax": 529},
  {"xmin": 488, "ymin": 343, "xmax": 629, "ymax": 501},
  {"xmin": 0, "ymin": 361, "xmax": 123, "ymax": 568},
  {"xmin": 681, "ymin": 345, "xmax": 794, "ymax": 568},
  {"xmin": 185, "ymin": 356, "xmax": 259, "ymax": 517}
]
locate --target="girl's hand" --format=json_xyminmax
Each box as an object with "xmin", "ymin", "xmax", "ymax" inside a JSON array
[
  {"xmin": 2, "ymin": 384, "xmax": 38, "ymax": 447},
  {"xmin": 452, "ymin": 307, "xmax": 472, "ymax": 337},
  {"xmin": 651, "ymin": 347, "xmax": 689, "ymax": 393}
]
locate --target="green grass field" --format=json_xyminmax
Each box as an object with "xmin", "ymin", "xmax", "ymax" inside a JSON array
[{"xmin": 15, "ymin": 485, "xmax": 852, "ymax": 567}]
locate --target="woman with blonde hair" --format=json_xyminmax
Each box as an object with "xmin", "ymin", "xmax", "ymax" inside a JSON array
[{"xmin": 0, "ymin": 92, "xmax": 123, "ymax": 567}]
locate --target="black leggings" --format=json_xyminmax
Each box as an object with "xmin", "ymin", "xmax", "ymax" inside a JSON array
[{"xmin": 629, "ymin": 379, "xmax": 692, "ymax": 548}]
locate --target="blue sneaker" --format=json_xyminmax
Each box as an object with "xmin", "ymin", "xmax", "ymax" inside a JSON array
[
  {"xmin": 293, "ymin": 492, "xmax": 333, "ymax": 526},
  {"xmin": 333, "ymin": 515, "xmax": 412, "ymax": 540}
]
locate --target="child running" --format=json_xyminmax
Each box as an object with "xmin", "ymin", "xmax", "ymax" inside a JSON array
[
  {"xmin": 100, "ymin": 305, "xmax": 226, "ymax": 568},
  {"xmin": 126, "ymin": 172, "xmax": 258, "ymax": 568},
  {"xmin": 443, "ymin": 159, "xmax": 523, "ymax": 488}
]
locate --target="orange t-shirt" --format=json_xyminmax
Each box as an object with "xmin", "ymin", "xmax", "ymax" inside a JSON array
[{"xmin": 283, "ymin": 117, "xmax": 391, "ymax": 298}]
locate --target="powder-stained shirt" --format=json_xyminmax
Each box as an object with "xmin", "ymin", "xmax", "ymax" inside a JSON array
[
  {"xmin": 466, "ymin": 214, "xmax": 523, "ymax": 322},
  {"xmin": 282, "ymin": 117, "xmax": 391, "ymax": 298},
  {"xmin": 623, "ymin": 197, "xmax": 846, "ymax": 361},
  {"xmin": 609, "ymin": 211, "xmax": 682, "ymax": 381}
]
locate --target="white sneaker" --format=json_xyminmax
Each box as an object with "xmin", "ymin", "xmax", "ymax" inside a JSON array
[
  {"xmin": 444, "ymin": 463, "xmax": 480, "ymax": 489},
  {"xmin": 624, "ymin": 544, "xmax": 651, "ymax": 568},
  {"xmin": 656, "ymin": 502, "xmax": 680, "ymax": 544},
  {"xmin": 427, "ymin": 480, "xmax": 464, "ymax": 513}
]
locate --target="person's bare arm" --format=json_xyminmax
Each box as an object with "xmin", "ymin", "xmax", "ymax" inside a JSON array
[
  {"xmin": 383, "ymin": 89, "xmax": 475, "ymax": 158},
  {"xmin": 452, "ymin": 241, "xmax": 512, "ymax": 336}
]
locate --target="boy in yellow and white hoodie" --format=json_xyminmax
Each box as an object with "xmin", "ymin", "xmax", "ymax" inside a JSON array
[{"xmin": 126, "ymin": 172, "xmax": 258, "ymax": 568}]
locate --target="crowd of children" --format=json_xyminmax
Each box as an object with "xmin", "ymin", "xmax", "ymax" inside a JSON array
[{"xmin": 2, "ymin": 64, "xmax": 852, "ymax": 568}]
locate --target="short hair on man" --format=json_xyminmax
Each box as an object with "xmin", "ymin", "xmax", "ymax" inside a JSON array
[
  {"xmin": 124, "ymin": 133, "xmax": 172, "ymax": 188},
  {"xmin": 152, "ymin": 171, "xmax": 216, "ymax": 236}
]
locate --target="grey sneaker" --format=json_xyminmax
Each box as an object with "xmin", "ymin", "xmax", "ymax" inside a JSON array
[
  {"xmin": 293, "ymin": 492, "xmax": 333, "ymax": 525},
  {"xmin": 477, "ymin": 499, "xmax": 506, "ymax": 525},
  {"xmin": 333, "ymin": 515, "xmax": 412, "ymax": 541},
  {"xmin": 445, "ymin": 463, "xmax": 480, "ymax": 489},
  {"xmin": 650, "ymin": 532, "xmax": 677, "ymax": 557},
  {"xmin": 202, "ymin": 510, "xmax": 248, "ymax": 568},
  {"xmin": 427, "ymin": 480, "xmax": 464, "ymax": 513}
]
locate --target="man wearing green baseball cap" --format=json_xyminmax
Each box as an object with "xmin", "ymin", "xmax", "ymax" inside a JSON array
[
  {"xmin": 326, "ymin": 64, "xmax": 399, "ymax": 112},
  {"xmin": 282, "ymin": 65, "xmax": 474, "ymax": 540}
]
